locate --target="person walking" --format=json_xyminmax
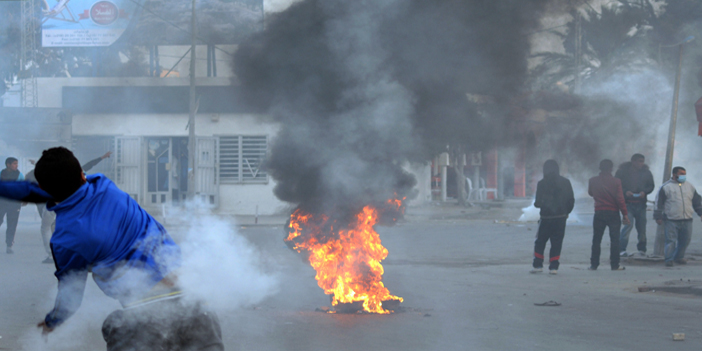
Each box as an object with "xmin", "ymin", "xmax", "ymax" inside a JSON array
[
  {"xmin": 531, "ymin": 160, "xmax": 575, "ymax": 275},
  {"xmin": 588, "ymin": 159, "xmax": 630, "ymax": 271},
  {"xmin": 654, "ymin": 167, "xmax": 702, "ymax": 267},
  {"xmin": 615, "ymin": 154, "xmax": 655, "ymax": 257},
  {"xmin": 0, "ymin": 157, "xmax": 24, "ymax": 253}
]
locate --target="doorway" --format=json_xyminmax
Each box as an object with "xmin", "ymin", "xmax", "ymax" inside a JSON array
[{"xmin": 145, "ymin": 137, "xmax": 189, "ymax": 206}]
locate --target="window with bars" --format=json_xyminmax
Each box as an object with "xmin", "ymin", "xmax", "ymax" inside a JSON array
[{"xmin": 219, "ymin": 136, "xmax": 268, "ymax": 183}]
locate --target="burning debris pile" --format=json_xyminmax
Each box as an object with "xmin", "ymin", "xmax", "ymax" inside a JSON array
[
  {"xmin": 285, "ymin": 199, "xmax": 405, "ymax": 314},
  {"xmin": 233, "ymin": 0, "xmax": 549, "ymax": 313}
]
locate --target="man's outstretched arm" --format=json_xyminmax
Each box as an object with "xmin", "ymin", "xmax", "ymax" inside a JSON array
[{"xmin": 0, "ymin": 181, "xmax": 53, "ymax": 203}]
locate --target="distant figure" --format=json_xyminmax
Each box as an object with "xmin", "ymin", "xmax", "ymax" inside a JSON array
[
  {"xmin": 654, "ymin": 167, "xmax": 702, "ymax": 267},
  {"xmin": 588, "ymin": 159, "xmax": 629, "ymax": 271},
  {"xmin": 531, "ymin": 160, "xmax": 574, "ymax": 275},
  {"xmin": 615, "ymin": 153, "xmax": 654, "ymax": 257},
  {"xmin": 26, "ymin": 151, "xmax": 112, "ymax": 264},
  {"xmin": 0, "ymin": 157, "xmax": 24, "ymax": 254}
]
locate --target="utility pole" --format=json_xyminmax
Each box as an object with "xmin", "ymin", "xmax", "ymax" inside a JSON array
[
  {"xmin": 20, "ymin": 0, "xmax": 38, "ymax": 108},
  {"xmin": 661, "ymin": 36, "xmax": 695, "ymax": 183},
  {"xmin": 574, "ymin": 10, "xmax": 582, "ymax": 94},
  {"xmin": 187, "ymin": 0, "xmax": 197, "ymax": 200}
]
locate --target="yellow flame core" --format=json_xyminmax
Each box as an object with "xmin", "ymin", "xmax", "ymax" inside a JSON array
[{"xmin": 286, "ymin": 206, "xmax": 403, "ymax": 314}]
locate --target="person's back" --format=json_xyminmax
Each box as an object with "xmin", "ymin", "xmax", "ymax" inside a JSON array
[
  {"xmin": 49, "ymin": 173, "xmax": 179, "ymax": 303},
  {"xmin": 534, "ymin": 161, "xmax": 574, "ymax": 219}
]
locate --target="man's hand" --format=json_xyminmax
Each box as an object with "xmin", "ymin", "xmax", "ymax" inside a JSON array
[
  {"xmin": 622, "ymin": 215, "xmax": 631, "ymax": 225},
  {"xmin": 639, "ymin": 192, "xmax": 646, "ymax": 197},
  {"xmin": 101, "ymin": 151, "xmax": 112, "ymax": 159},
  {"xmin": 37, "ymin": 320, "xmax": 53, "ymax": 336},
  {"xmin": 656, "ymin": 219, "xmax": 663, "ymax": 225},
  {"xmin": 625, "ymin": 191, "xmax": 634, "ymax": 197}
]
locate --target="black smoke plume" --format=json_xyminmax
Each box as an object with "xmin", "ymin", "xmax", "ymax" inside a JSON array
[{"xmin": 234, "ymin": 0, "xmax": 549, "ymax": 213}]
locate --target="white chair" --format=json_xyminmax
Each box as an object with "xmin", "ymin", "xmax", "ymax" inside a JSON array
[
  {"xmin": 465, "ymin": 177, "xmax": 482, "ymax": 201},
  {"xmin": 479, "ymin": 178, "xmax": 498, "ymax": 201}
]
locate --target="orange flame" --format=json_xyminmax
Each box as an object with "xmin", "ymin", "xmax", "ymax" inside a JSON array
[{"xmin": 286, "ymin": 204, "xmax": 403, "ymax": 314}]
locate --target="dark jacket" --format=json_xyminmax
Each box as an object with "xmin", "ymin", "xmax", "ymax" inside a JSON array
[
  {"xmin": 534, "ymin": 161, "xmax": 575, "ymax": 219},
  {"xmin": 588, "ymin": 172, "xmax": 627, "ymax": 215},
  {"xmin": 615, "ymin": 162, "xmax": 655, "ymax": 203},
  {"xmin": 0, "ymin": 168, "xmax": 24, "ymax": 209}
]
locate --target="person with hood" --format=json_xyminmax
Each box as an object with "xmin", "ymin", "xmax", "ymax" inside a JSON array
[
  {"xmin": 654, "ymin": 166, "xmax": 702, "ymax": 267},
  {"xmin": 0, "ymin": 157, "xmax": 25, "ymax": 253},
  {"xmin": 531, "ymin": 160, "xmax": 574, "ymax": 274},
  {"xmin": 587, "ymin": 159, "xmax": 629, "ymax": 271},
  {"xmin": 615, "ymin": 153, "xmax": 655, "ymax": 257}
]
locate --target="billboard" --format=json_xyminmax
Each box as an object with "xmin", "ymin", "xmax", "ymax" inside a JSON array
[
  {"xmin": 41, "ymin": 0, "xmax": 264, "ymax": 47},
  {"xmin": 41, "ymin": 0, "xmax": 142, "ymax": 47}
]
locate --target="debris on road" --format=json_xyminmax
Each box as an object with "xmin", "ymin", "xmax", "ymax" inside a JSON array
[
  {"xmin": 672, "ymin": 333, "xmax": 685, "ymax": 341},
  {"xmin": 534, "ymin": 301, "xmax": 561, "ymax": 307}
]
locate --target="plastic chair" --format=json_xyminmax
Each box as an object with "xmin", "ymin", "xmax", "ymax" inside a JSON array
[
  {"xmin": 465, "ymin": 177, "xmax": 482, "ymax": 201},
  {"xmin": 479, "ymin": 178, "xmax": 498, "ymax": 201}
]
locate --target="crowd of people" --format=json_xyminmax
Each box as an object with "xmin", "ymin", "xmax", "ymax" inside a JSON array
[{"xmin": 530, "ymin": 153, "xmax": 702, "ymax": 274}]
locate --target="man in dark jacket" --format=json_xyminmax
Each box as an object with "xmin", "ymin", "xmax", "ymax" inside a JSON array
[
  {"xmin": 588, "ymin": 159, "xmax": 629, "ymax": 271},
  {"xmin": 531, "ymin": 160, "xmax": 574, "ymax": 274},
  {"xmin": 0, "ymin": 157, "xmax": 24, "ymax": 253},
  {"xmin": 615, "ymin": 153, "xmax": 655, "ymax": 256}
]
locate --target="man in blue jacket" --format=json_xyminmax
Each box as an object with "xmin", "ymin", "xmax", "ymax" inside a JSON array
[{"xmin": 0, "ymin": 147, "xmax": 223, "ymax": 350}]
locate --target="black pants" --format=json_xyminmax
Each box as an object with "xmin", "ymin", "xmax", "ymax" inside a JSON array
[
  {"xmin": 102, "ymin": 297, "xmax": 224, "ymax": 351},
  {"xmin": 533, "ymin": 217, "xmax": 567, "ymax": 270},
  {"xmin": 591, "ymin": 210, "xmax": 621, "ymax": 269},
  {"xmin": 0, "ymin": 206, "xmax": 20, "ymax": 247}
]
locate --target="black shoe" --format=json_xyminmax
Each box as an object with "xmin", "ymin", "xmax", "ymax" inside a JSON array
[
  {"xmin": 6, "ymin": 247, "xmax": 13, "ymax": 254},
  {"xmin": 665, "ymin": 261, "xmax": 674, "ymax": 267},
  {"xmin": 612, "ymin": 266, "xmax": 625, "ymax": 271},
  {"xmin": 42, "ymin": 257, "xmax": 53, "ymax": 264},
  {"xmin": 588, "ymin": 266, "xmax": 597, "ymax": 271},
  {"xmin": 674, "ymin": 259, "xmax": 687, "ymax": 265}
]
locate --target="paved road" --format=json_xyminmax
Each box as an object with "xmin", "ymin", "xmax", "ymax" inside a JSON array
[{"xmin": 1, "ymin": 205, "xmax": 702, "ymax": 350}]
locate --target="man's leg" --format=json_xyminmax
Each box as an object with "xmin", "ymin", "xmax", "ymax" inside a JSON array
[
  {"xmin": 675, "ymin": 221, "xmax": 693, "ymax": 261},
  {"xmin": 664, "ymin": 221, "xmax": 680, "ymax": 263},
  {"xmin": 533, "ymin": 219, "xmax": 550, "ymax": 269},
  {"xmin": 633, "ymin": 203, "xmax": 648, "ymax": 253},
  {"xmin": 548, "ymin": 217, "xmax": 567, "ymax": 271},
  {"xmin": 591, "ymin": 212, "xmax": 606, "ymax": 269},
  {"xmin": 40, "ymin": 209, "xmax": 56, "ymax": 257},
  {"xmin": 5, "ymin": 207, "xmax": 19, "ymax": 249},
  {"xmin": 102, "ymin": 309, "xmax": 165, "ymax": 351},
  {"xmin": 619, "ymin": 203, "xmax": 634, "ymax": 254},
  {"xmin": 607, "ymin": 212, "xmax": 622, "ymax": 269}
]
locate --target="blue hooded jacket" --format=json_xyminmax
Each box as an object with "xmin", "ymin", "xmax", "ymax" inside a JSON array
[{"xmin": 0, "ymin": 174, "xmax": 181, "ymax": 328}]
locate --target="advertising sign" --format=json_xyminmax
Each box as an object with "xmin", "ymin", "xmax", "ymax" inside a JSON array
[{"xmin": 41, "ymin": 0, "xmax": 142, "ymax": 47}]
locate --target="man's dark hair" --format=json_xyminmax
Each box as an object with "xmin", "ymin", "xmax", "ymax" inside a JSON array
[
  {"xmin": 631, "ymin": 154, "xmax": 645, "ymax": 162},
  {"xmin": 599, "ymin": 159, "xmax": 613, "ymax": 172},
  {"xmin": 672, "ymin": 166, "xmax": 686, "ymax": 176},
  {"xmin": 34, "ymin": 147, "xmax": 84, "ymax": 202},
  {"xmin": 5, "ymin": 157, "xmax": 17, "ymax": 166}
]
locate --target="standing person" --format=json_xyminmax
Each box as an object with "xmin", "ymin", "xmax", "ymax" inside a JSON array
[
  {"xmin": 531, "ymin": 160, "xmax": 575, "ymax": 275},
  {"xmin": 0, "ymin": 147, "xmax": 223, "ymax": 350},
  {"xmin": 588, "ymin": 159, "xmax": 630, "ymax": 271},
  {"xmin": 0, "ymin": 157, "xmax": 24, "ymax": 253},
  {"xmin": 26, "ymin": 151, "xmax": 112, "ymax": 264},
  {"xmin": 654, "ymin": 167, "xmax": 702, "ymax": 267},
  {"xmin": 615, "ymin": 154, "xmax": 655, "ymax": 257}
]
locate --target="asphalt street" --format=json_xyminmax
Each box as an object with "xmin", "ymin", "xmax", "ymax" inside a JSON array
[{"xmin": 1, "ymin": 202, "xmax": 702, "ymax": 351}]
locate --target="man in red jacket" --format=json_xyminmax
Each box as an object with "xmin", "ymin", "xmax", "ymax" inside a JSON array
[{"xmin": 588, "ymin": 159, "xmax": 630, "ymax": 271}]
